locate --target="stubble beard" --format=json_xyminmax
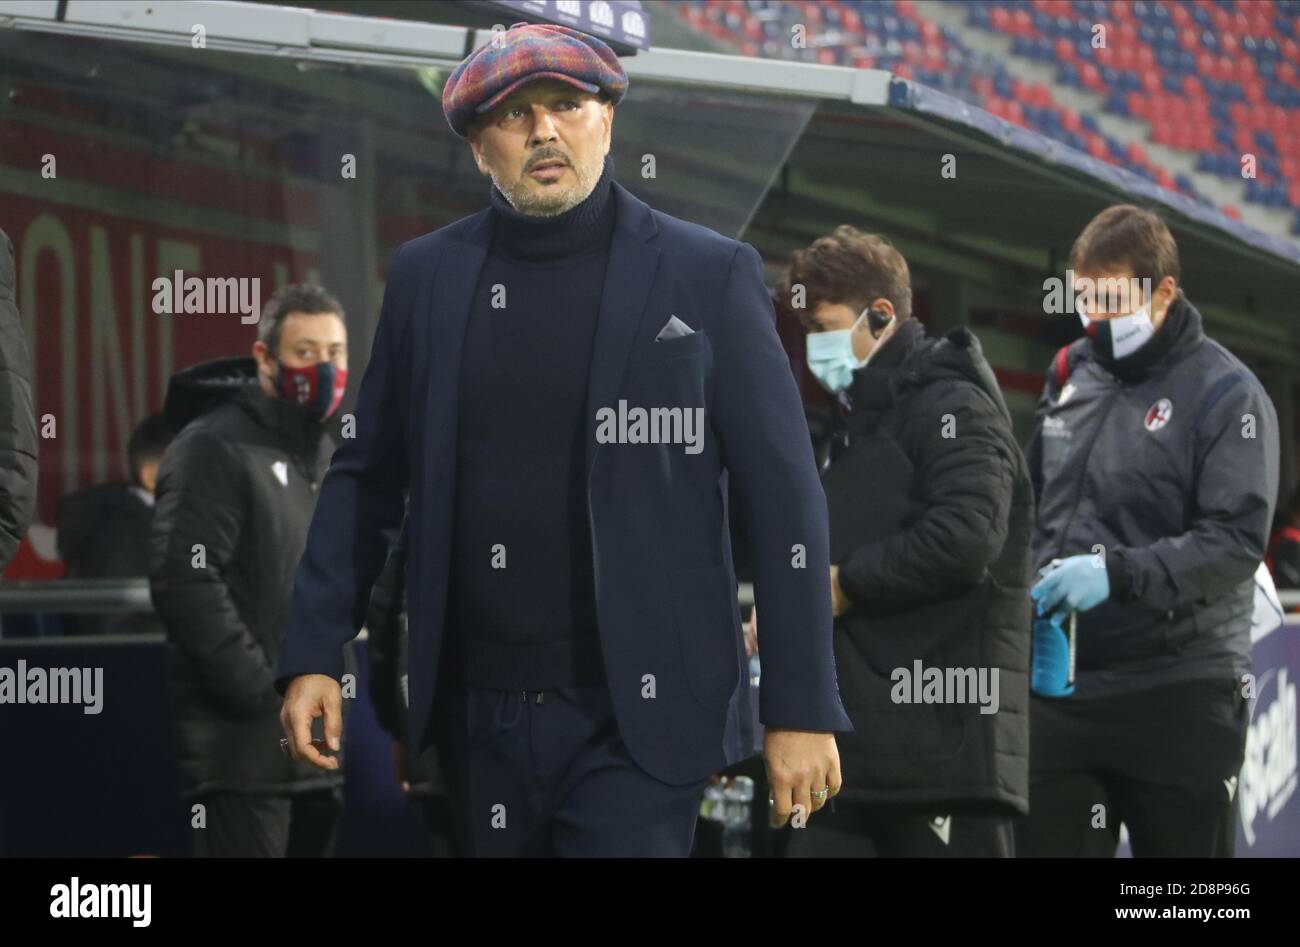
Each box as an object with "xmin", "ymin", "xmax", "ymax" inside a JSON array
[{"xmin": 492, "ymin": 154, "xmax": 602, "ymax": 218}]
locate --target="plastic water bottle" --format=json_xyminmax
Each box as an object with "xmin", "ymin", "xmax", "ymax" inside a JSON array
[
  {"xmin": 721, "ymin": 776, "xmax": 754, "ymax": 858},
  {"xmin": 699, "ymin": 780, "xmax": 726, "ymax": 823},
  {"xmin": 1031, "ymin": 608, "xmax": 1076, "ymax": 696}
]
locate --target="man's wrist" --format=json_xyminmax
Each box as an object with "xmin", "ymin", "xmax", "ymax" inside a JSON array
[
  {"xmin": 833, "ymin": 558, "xmax": 862, "ymax": 605},
  {"xmin": 830, "ymin": 567, "xmax": 847, "ymax": 605},
  {"xmin": 1105, "ymin": 548, "xmax": 1136, "ymax": 602}
]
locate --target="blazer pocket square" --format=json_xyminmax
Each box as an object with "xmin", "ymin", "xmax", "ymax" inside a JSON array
[{"xmin": 655, "ymin": 315, "xmax": 695, "ymax": 341}]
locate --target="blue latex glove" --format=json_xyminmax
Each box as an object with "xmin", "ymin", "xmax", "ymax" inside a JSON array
[{"xmin": 1030, "ymin": 554, "xmax": 1110, "ymax": 617}]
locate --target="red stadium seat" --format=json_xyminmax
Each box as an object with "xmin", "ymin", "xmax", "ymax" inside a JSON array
[{"xmin": 688, "ymin": 0, "xmax": 1300, "ymax": 217}]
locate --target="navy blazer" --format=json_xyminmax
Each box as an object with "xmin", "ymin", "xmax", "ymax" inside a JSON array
[{"xmin": 277, "ymin": 179, "xmax": 852, "ymax": 786}]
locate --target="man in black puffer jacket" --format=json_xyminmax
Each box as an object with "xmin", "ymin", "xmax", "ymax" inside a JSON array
[
  {"xmin": 778, "ymin": 227, "xmax": 1032, "ymax": 857},
  {"xmin": 150, "ymin": 285, "xmax": 350, "ymax": 857}
]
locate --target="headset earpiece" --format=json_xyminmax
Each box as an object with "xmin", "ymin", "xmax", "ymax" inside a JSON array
[{"xmin": 866, "ymin": 307, "xmax": 893, "ymax": 337}]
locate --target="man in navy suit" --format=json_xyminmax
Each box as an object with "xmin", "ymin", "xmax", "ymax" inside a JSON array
[{"xmin": 277, "ymin": 22, "xmax": 851, "ymax": 856}]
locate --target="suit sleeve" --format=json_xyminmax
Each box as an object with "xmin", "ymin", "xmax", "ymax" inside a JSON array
[
  {"xmin": 275, "ymin": 244, "xmax": 413, "ymax": 691},
  {"xmin": 0, "ymin": 229, "xmax": 37, "ymax": 569},
  {"xmin": 710, "ymin": 242, "xmax": 852, "ymax": 733},
  {"xmin": 1106, "ymin": 376, "xmax": 1279, "ymax": 610},
  {"xmin": 365, "ymin": 525, "xmax": 408, "ymax": 738},
  {"xmin": 836, "ymin": 383, "xmax": 1018, "ymax": 608},
  {"xmin": 149, "ymin": 429, "xmax": 277, "ymax": 717}
]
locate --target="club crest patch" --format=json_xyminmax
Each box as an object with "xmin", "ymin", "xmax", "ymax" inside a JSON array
[{"xmin": 1144, "ymin": 398, "xmax": 1173, "ymax": 432}]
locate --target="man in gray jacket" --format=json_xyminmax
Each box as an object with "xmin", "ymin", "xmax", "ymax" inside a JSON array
[
  {"xmin": 1021, "ymin": 205, "xmax": 1279, "ymax": 857},
  {"xmin": 0, "ymin": 229, "xmax": 37, "ymax": 571}
]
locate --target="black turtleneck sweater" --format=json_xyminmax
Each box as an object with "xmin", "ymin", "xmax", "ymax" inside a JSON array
[{"xmin": 446, "ymin": 154, "xmax": 617, "ymax": 690}]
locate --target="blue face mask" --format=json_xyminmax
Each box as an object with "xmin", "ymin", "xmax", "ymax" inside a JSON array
[{"xmin": 805, "ymin": 311, "xmax": 873, "ymax": 394}]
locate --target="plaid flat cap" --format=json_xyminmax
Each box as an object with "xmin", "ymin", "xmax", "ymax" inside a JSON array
[{"xmin": 442, "ymin": 21, "xmax": 628, "ymax": 138}]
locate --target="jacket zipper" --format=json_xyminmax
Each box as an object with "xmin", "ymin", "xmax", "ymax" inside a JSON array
[{"xmin": 1054, "ymin": 382, "xmax": 1122, "ymax": 561}]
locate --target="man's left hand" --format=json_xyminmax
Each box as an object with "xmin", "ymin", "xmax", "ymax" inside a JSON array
[
  {"xmin": 763, "ymin": 729, "xmax": 842, "ymax": 827},
  {"xmin": 830, "ymin": 565, "xmax": 851, "ymax": 617}
]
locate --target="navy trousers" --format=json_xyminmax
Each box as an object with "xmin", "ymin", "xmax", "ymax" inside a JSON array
[{"xmin": 426, "ymin": 673, "xmax": 708, "ymax": 857}]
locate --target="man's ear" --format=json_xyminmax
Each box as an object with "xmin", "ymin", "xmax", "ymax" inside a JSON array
[
  {"xmin": 467, "ymin": 136, "xmax": 485, "ymax": 174},
  {"xmin": 1155, "ymin": 275, "xmax": 1178, "ymax": 314},
  {"xmin": 603, "ymin": 103, "xmax": 614, "ymax": 150},
  {"xmin": 252, "ymin": 339, "xmax": 274, "ymax": 379}
]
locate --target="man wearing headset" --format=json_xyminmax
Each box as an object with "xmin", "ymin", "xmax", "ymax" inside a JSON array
[{"xmin": 773, "ymin": 226, "xmax": 1033, "ymax": 856}]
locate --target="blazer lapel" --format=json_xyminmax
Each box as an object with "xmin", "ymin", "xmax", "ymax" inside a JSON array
[
  {"xmin": 584, "ymin": 180, "xmax": 661, "ymax": 480},
  {"xmin": 425, "ymin": 208, "xmax": 493, "ymax": 475}
]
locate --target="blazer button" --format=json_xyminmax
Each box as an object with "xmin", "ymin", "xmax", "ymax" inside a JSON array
[{"xmin": 1166, "ymin": 609, "xmax": 1174, "ymax": 620}]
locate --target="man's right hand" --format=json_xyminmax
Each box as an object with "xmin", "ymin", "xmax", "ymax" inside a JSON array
[{"xmin": 280, "ymin": 674, "xmax": 343, "ymax": 771}]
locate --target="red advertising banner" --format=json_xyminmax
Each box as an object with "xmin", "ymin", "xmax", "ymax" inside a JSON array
[{"xmin": 4, "ymin": 195, "xmax": 320, "ymax": 530}]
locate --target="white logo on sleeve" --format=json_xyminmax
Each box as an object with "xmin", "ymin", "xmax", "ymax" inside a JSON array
[
  {"xmin": 929, "ymin": 815, "xmax": 952, "ymax": 845},
  {"xmin": 271, "ymin": 461, "xmax": 288, "ymax": 486}
]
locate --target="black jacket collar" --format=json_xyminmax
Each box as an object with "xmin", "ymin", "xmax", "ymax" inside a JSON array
[
  {"xmin": 846, "ymin": 318, "xmax": 925, "ymax": 412},
  {"xmin": 234, "ymin": 387, "xmax": 325, "ymax": 462},
  {"xmin": 1092, "ymin": 294, "xmax": 1201, "ymax": 383}
]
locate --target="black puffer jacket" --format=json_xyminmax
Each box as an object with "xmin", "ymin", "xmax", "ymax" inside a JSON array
[
  {"xmin": 0, "ymin": 229, "xmax": 37, "ymax": 569},
  {"xmin": 824, "ymin": 319, "xmax": 1033, "ymax": 815},
  {"xmin": 150, "ymin": 357, "xmax": 346, "ymax": 797}
]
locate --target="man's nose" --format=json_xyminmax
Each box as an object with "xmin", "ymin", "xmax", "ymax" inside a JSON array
[{"xmin": 528, "ymin": 105, "xmax": 559, "ymax": 142}]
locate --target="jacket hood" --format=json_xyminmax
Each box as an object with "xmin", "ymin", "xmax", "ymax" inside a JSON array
[
  {"xmin": 162, "ymin": 356, "xmax": 260, "ymax": 433},
  {"xmin": 850, "ymin": 321, "xmax": 1012, "ymax": 423},
  {"xmin": 908, "ymin": 327, "xmax": 1013, "ymax": 423}
]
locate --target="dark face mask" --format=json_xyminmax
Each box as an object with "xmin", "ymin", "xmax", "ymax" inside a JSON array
[{"xmin": 272, "ymin": 359, "xmax": 347, "ymax": 420}]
